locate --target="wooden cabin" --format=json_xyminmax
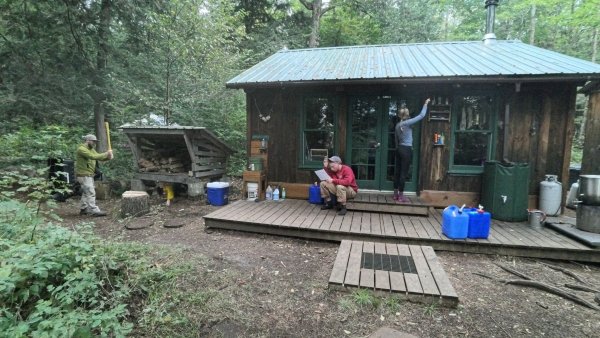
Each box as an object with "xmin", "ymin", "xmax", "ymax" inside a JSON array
[{"xmin": 226, "ymin": 40, "xmax": 600, "ymax": 207}]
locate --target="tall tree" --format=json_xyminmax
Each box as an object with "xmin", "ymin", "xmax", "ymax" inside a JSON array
[{"xmin": 299, "ymin": 0, "xmax": 335, "ymax": 47}]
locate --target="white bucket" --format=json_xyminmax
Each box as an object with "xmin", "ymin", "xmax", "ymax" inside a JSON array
[{"xmin": 247, "ymin": 182, "xmax": 258, "ymax": 200}]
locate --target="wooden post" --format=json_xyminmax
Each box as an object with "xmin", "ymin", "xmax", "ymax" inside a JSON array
[{"xmin": 581, "ymin": 88, "xmax": 600, "ymax": 174}]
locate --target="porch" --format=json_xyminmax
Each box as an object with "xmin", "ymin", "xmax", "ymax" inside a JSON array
[{"xmin": 204, "ymin": 196, "xmax": 600, "ymax": 263}]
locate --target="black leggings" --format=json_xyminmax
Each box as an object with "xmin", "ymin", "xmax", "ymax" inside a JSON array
[{"xmin": 394, "ymin": 145, "xmax": 412, "ymax": 193}]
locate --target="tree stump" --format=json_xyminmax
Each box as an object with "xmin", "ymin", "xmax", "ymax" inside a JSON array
[{"xmin": 121, "ymin": 191, "xmax": 150, "ymax": 218}]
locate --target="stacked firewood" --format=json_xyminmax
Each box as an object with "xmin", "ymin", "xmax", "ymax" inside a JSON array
[{"xmin": 138, "ymin": 153, "xmax": 186, "ymax": 173}]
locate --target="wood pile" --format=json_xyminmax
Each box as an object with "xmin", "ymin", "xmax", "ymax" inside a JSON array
[{"xmin": 137, "ymin": 152, "xmax": 186, "ymax": 173}]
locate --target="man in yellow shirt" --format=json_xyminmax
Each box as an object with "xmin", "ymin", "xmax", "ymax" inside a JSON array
[{"xmin": 75, "ymin": 134, "xmax": 113, "ymax": 216}]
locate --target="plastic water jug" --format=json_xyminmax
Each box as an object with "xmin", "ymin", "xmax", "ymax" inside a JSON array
[
  {"xmin": 442, "ymin": 205, "xmax": 469, "ymax": 239},
  {"xmin": 467, "ymin": 206, "xmax": 491, "ymax": 239},
  {"xmin": 266, "ymin": 185, "xmax": 273, "ymax": 200},
  {"xmin": 273, "ymin": 187, "xmax": 280, "ymax": 201},
  {"xmin": 308, "ymin": 182, "xmax": 322, "ymax": 204}
]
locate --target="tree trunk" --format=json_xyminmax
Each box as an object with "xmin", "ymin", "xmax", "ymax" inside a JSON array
[
  {"xmin": 94, "ymin": 0, "xmax": 111, "ymax": 152},
  {"xmin": 592, "ymin": 28, "xmax": 598, "ymax": 63},
  {"xmin": 308, "ymin": 0, "xmax": 322, "ymax": 47},
  {"xmin": 529, "ymin": 4, "xmax": 536, "ymax": 45},
  {"xmin": 121, "ymin": 191, "xmax": 150, "ymax": 218}
]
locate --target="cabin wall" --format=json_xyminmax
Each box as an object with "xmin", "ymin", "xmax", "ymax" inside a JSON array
[{"xmin": 245, "ymin": 82, "xmax": 577, "ymax": 197}]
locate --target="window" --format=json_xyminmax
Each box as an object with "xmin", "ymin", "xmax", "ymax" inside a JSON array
[
  {"xmin": 300, "ymin": 96, "xmax": 337, "ymax": 167},
  {"xmin": 449, "ymin": 95, "xmax": 497, "ymax": 174}
]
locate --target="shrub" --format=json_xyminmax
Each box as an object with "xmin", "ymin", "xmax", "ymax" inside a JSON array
[{"xmin": 0, "ymin": 200, "xmax": 146, "ymax": 337}]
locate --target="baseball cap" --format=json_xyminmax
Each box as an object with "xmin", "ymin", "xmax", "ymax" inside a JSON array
[
  {"xmin": 328, "ymin": 156, "xmax": 342, "ymax": 163},
  {"xmin": 84, "ymin": 134, "xmax": 98, "ymax": 141}
]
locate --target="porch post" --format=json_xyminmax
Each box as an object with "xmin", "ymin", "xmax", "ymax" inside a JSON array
[{"xmin": 581, "ymin": 84, "xmax": 600, "ymax": 174}]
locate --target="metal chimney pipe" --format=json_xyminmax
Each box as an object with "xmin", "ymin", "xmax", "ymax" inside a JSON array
[{"xmin": 483, "ymin": 0, "xmax": 499, "ymax": 44}]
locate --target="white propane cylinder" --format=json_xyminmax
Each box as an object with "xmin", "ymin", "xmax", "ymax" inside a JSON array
[{"xmin": 539, "ymin": 175, "xmax": 562, "ymax": 216}]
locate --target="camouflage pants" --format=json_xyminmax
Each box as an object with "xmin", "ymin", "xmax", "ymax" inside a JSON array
[
  {"xmin": 319, "ymin": 181, "xmax": 357, "ymax": 205},
  {"xmin": 77, "ymin": 176, "xmax": 101, "ymax": 213}
]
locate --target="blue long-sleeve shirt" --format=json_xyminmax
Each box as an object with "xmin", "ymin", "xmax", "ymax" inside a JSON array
[{"xmin": 394, "ymin": 104, "xmax": 428, "ymax": 147}]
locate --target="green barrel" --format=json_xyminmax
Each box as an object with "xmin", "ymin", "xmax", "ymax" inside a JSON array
[
  {"xmin": 480, "ymin": 161, "xmax": 530, "ymax": 221},
  {"xmin": 249, "ymin": 157, "xmax": 263, "ymax": 171}
]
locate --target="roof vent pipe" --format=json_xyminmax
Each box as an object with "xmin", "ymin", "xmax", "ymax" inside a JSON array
[{"xmin": 483, "ymin": 0, "xmax": 498, "ymax": 44}]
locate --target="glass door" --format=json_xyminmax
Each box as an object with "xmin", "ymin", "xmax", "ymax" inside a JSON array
[{"xmin": 347, "ymin": 96, "xmax": 420, "ymax": 191}]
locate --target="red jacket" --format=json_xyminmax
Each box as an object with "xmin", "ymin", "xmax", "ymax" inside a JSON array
[{"xmin": 331, "ymin": 165, "xmax": 358, "ymax": 192}]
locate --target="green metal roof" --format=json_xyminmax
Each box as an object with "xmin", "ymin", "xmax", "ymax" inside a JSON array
[{"xmin": 226, "ymin": 40, "xmax": 600, "ymax": 88}]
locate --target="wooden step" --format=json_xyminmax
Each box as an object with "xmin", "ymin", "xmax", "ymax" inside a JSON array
[
  {"xmin": 329, "ymin": 240, "xmax": 458, "ymax": 307},
  {"xmin": 346, "ymin": 197, "xmax": 431, "ymax": 216}
]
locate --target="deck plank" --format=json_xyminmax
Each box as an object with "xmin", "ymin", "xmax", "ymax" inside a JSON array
[
  {"xmin": 386, "ymin": 243, "xmax": 407, "ymax": 293},
  {"xmin": 339, "ymin": 212, "xmax": 353, "ymax": 232},
  {"xmin": 381, "ymin": 213, "xmax": 396, "ymax": 236},
  {"xmin": 344, "ymin": 241, "xmax": 363, "ymax": 286},
  {"xmin": 350, "ymin": 212, "xmax": 363, "ymax": 233},
  {"xmin": 410, "ymin": 245, "xmax": 440, "ymax": 296},
  {"xmin": 205, "ymin": 197, "xmax": 599, "ymax": 263},
  {"xmin": 361, "ymin": 211, "xmax": 372, "ymax": 234},
  {"xmin": 391, "ymin": 214, "xmax": 408, "ymax": 237},
  {"xmin": 370, "ymin": 213, "xmax": 382, "ymax": 235},
  {"xmin": 360, "ymin": 242, "xmax": 375, "ymax": 289},
  {"xmin": 329, "ymin": 240, "xmax": 352, "ymax": 285},
  {"xmin": 374, "ymin": 243, "xmax": 390, "ymax": 291},
  {"xmin": 281, "ymin": 201, "xmax": 314, "ymax": 227},
  {"xmin": 421, "ymin": 246, "xmax": 458, "ymax": 300},
  {"xmin": 271, "ymin": 199, "xmax": 304, "ymax": 225}
]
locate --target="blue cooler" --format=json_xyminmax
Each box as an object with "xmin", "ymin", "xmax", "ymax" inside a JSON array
[
  {"xmin": 467, "ymin": 208, "xmax": 491, "ymax": 239},
  {"xmin": 207, "ymin": 182, "xmax": 229, "ymax": 206},
  {"xmin": 442, "ymin": 205, "xmax": 469, "ymax": 239}
]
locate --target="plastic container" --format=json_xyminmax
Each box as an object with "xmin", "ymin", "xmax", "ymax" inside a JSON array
[
  {"xmin": 442, "ymin": 205, "xmax": 469, "ymax": 239},
  {"xmin": 308, "ymin": 182, "xmax": 323, "ymax": 204},
  {"xmin": 273, "ymin": 187, "xmax": 280, "ymax": 201},
  {"xmin": 207, "ymin": 182, "xmax": 229, "ymax": 206},
  {"xmin": 247, "ymin": 182, "xmax": 258, "ymax": 200},
  {"xmin": 481, "ymin": 161, "xmax": 529, "ymax": 221},
  {"xmin": 266, "ymin": 185, "xmax": 273, "ymax": 200},
  {"xmin": 466, "ymin": 207, "xmax": 491, "ymax": 239},
  {"xmin": 249, "ymin": 157, "xmax": 263, "ymax": 171}
]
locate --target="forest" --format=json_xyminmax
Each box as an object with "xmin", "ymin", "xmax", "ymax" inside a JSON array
[
  {"xmin": 1, "ymin": 1, "xmax": 599, "ymax": 336},
  {"xmin": 1, "ymin": 0, "xmax": 598, "ymax": 174}
]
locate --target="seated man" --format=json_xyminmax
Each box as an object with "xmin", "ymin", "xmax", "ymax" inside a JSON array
[{"xmin": 320, "ymin": 156, "xmax": 358, "ymax": 216}]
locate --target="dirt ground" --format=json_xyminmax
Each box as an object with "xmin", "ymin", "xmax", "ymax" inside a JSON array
[{"xmin": 55, "ymin": 181, "xmax": 600, "ymax": 338}]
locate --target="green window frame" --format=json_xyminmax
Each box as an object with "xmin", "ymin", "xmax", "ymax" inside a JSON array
[
  {"xmin": 448, "ymin": 94, "xmax": 498, "ymax": 175},
  {"xmin": 298, "ymin": 96, "xmax": 338, "ymax": 168}
]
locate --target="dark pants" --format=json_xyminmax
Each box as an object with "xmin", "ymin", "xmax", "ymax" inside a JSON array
[{"xmin": 394, "ymin": 145, "xmax": 412, "ymax": 193}]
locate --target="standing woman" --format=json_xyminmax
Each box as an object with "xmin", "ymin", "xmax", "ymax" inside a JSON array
[{"xmin": 394, "ymin": 98, "xmax": 430, "ymax": 203}]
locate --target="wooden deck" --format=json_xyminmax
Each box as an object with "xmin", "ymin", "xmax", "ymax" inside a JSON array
[
  {"xmin": 204, "ymin": 199, "xmax": 600, "ymax": 263},
  {"xmin": 329, "ymin": 240, "xmax": 458, "ymax": 306}
]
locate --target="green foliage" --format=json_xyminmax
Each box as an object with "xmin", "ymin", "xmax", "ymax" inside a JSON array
[
  {"xmin": 0, "ymin": 201, "xmax": 136, "ymax": 337},
  {"xmin": 0, "ymin": 199, "xmax": 208, "ymax": 337},
  {"xmin": 351, "ymin": 288, "xmax": 380, "ymax": 308},
  {"xmin": 0, "ymin": 126, "xmax": 84, "ymax": 161},
  {"xmin": 423, "ymin": 301, "xmax": 439, "ymax": 317},
  {"xmin": 0, "ymin": 166, "xmax": 69, "ymax": 223}
]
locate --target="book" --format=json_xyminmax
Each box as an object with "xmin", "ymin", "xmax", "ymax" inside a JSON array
[{"xmin": 314, "ymin": 169, "xmax": 331, "ymax": 181}]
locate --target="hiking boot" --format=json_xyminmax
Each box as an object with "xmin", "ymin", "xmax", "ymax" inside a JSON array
[
  {"xmin": 79, "ymin": 209, "xmax": 89, "ymax": 215},
  {"xmin": 90, "ymin": 210, "xmax": 107, "ymax": 217},
  {"xmin": 321, "ymin": 201, "xmax": 333, "ymax": 210},
  {"xmin": 338, "ymin": 206, "xmax": 347, "ymax": 216}
]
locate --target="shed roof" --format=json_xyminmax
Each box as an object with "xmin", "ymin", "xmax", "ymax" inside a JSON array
[
  {"xmin": 226, "ymin": 40, "xmax": 600, "ymax": 88},
  {"xmin": 119, "ymin": 126, "xmax": 234, "ymax": 154}
]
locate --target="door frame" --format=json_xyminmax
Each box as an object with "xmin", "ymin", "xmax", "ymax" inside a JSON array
[{"xmin": 345, "ymin": 95, "xmax": 421, "ymax": 192}]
